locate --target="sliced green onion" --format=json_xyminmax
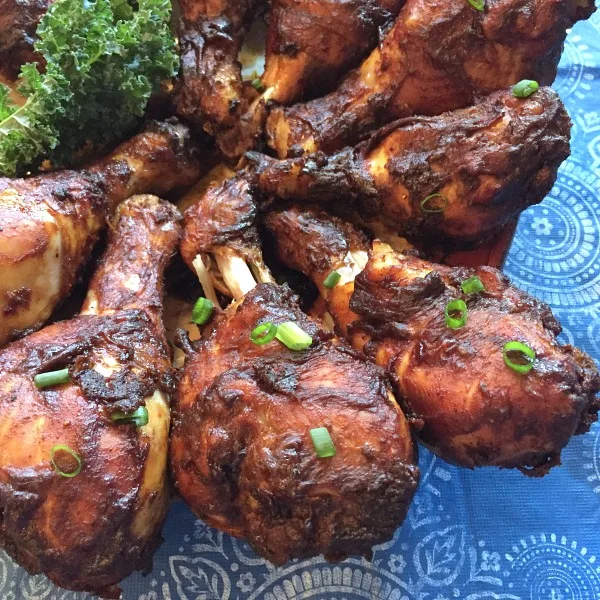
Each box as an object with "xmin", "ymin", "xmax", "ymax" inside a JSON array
[
  {"xmin": 467, "ymin": 0, "xmax": 485, "ymax": 10},
  {"xmin": 192, "ymin": 297, "xmax": 214, "ymax": 325},
  {"xmin": 34, "ymin": 368, "xmax": 70, "ymax": 389},
  {"xmin": 276, "ymin": 322, "xmax": 313, "ymax": 351},
  {"xmin": 503, "ymin": 341, "xmax": 536, "ymax": 374},
  {"xmin": 420, "ymin": 193, "xmax": 448, "ymax": 213},
  {"xmin": 110, "ymin": 406, "xmax": 149, "ymax": 428},
  {"xmin": 512, "ymin": 80, "xmax": 539, "ymax": 98},
  {"xmin": 445, "ymin": 299, "xmax": 468, "ymax": 329},
  {"xmin": 309, "ymin": 427, "xmax": 336, "ymax": 458},
  {"xmin": 323, "ymin": 270, "xmax": 342, "ymax": 289},
  {"xmin": 50, "ymin": 445, "xmax": 82, "ymax": 478},
  {"xmin": 251, "ymin": 78, "xmax": 264, "ymax": 92},
  {"xmin": 250, "ymin": 322, "xmax": 278, "ymax": 345},
  {"xmin": 461, "ymin": 276, "xmax": 485, "ymax": 295}
]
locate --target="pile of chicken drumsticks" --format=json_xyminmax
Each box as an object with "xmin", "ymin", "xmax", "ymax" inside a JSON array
[{"xmin": 0, "ymin": 0, "xmax": 599, "ymax": 597}]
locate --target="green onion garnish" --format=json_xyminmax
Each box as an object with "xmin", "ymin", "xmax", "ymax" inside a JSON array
[
  {"xmin": 503, "ymin": 341, "xmax": 536, "ymax": 374},
  {"xmin": 445, "ymin": 299, "xmax": 468, "ymax": 329},
  {"xmin": 467, "ymin": 0, "xmax": 485, "ymax": 10},
  {"xmin": 250, "ymin": 322, "xmax": 278, "ymax": 345},
  {"xmin": 276, "ymin": 322, "xmax": 313, "ymax": 351},
  {"xmin": 50, "ymin": 445, "xmax": 82, "ymax": 478},
  {"xmin": 309, "ymin": 427, "xmax": 336, "ymax": 458},
  {"xmin": 110, "ymin": 406, "xmax": 149, "ymax": 428},
  {"xmin": 323, "ymin": 270, "xmax": 342, "ymax": 289},
  {"xmin": 461, "ymin": 276, "xmax": 485, "ymax": 295},
  {"xmin": 512, "ymin": 80, "xmax": 539, "ymax": 98},
  {"xmin": 192, "ymin": 297, "xmax": 214, "ymax": 325},
  {"xmin": 251, "ymin": 78, "xmax": 264, "ymax": 92},
  {"xmin": 34, "ymin": 368, "xmax": 70, "ymax": 389},
  {"xmin": 420, "ymin": 193, "xmax": 448, "ymax": 213}
]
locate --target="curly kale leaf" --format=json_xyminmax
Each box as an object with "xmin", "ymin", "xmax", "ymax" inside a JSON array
[
  {"xmin": 0, "ymin": 85, "xmax": 17, "ymax": 122},
  {"xmin": 0, "ymin": 0, "xmax": 178, "ymax": 177}
]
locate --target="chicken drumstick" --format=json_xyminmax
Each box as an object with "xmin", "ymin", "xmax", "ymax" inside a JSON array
[
  {"xmin": 0, "ymin": 0, "xmax": 52, "ymax": 81},
  {"xmin": 262, "ymin": 0, "xmax": 404, "ymax": 104},
  {"xmin": 266, "ymin": 0, "xmax": 594, "ymax": 157},
  {"xmin": 253, "ymin": 87, "xmax": 570, "ymax": 245},
  {"xmin": 264, "ymin": 205, "xmax": 600, "ymax": 474},
  {"xmin": 0, "ymin": 119, "xmax": 200, "ymax": 347},
  {"xmin": 171, "ymin": 174, "xmax": 419, "ymax": 564},
  {"xmin": 174, "ymin": 0, "xmax": 265, "ymax": 158},
  {"xmin": 0, "ymin": 195, "xmax": 180, "ymax": 597}
]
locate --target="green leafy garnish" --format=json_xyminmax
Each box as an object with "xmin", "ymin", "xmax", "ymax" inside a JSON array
[
  {"xmin": 0, "ymin": 0, "xmax": 178, "ymax": 177},
  {"xmin": 0, "ymin": 86, "xmax": 17, "ymax": 122}
]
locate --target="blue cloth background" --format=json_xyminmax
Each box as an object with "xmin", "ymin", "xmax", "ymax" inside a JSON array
[{"xmin": 2, "ymin": 10, "xmax": 600, "ymax": 600}]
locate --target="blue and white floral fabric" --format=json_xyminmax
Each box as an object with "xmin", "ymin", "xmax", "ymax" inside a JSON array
[{"xmin": 2, "ymin": 10, "xmax": 600, "ymax": 600}]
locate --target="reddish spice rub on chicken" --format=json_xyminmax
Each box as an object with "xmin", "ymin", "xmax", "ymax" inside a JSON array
[
  {"xmin": 0, "ymin": 0, "xmax": 53, "ymax": 80},
  {"xmin": 171, "ymin": 172, "xmax": 419, "ymax": 564},
  {"xmin": 262, "ymin": 0, "xmax": 405, "ymax": 104},
  {"xmin": 264, "ymin": 205, "xmax": 600, "ymax": 475},
  {"xmin": 174, "ymin": 0, "xmax": 266, "ymax": 159},
  {"xmin": 252, "ymin": 87, "xmax": 571, "ymax": 246},
  {"xmin": 266, "ymin": 0, "xmax": 594, "ymax": 157},
  {"xmin": 0, "ymin": 195, "xmax": 180, "ymax": 597},
  {"xmin": 0, "ymin": 118, "xmax": 201, "ymax": 347}
]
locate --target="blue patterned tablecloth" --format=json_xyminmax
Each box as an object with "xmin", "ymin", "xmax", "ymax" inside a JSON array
[{"xmin": 3, "ymin": 11, "xmax": 600, "ymax": 600}]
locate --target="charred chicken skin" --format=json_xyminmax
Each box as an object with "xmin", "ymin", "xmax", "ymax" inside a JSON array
[
  {"xmin": 266, "ymin": 0, "xmax": 595, "ymax": 157},
  {"xmin": 175, "ymin": 0, "xmax": 265, "ymax": 159},
  {"xmin": 172, "ymin": 284, "xmax": 419, "ymax": 564},
  {"xmin": 264, "ymin": 206, "xmax": 600, "ymax": 474},
  {"xmin": 172, "ymin": 174, "xmax": 419, "ymax": 564},
  {"xmin": 0, "ymin": 0, "xmax": 51, "ymax": 81},
  {"xmin": 0, "ymin": 119, "xmax": 200, "ymax": 347},
  {"xmin": 262, "ymin": 0, "xmax": 404, "ymax": 104},
  {"xmin": 179, "ymin": 173, "xmax": 275, "ymax": 300},
  {"xmin": 252, "ymin": 87, "xmax": 571, "ymax": 245},
  {"xmin": 0, "ymin": 195, "xmax": 180, "ymax": 597}
]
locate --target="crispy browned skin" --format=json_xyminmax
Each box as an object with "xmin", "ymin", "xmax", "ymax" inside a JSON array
[
  {"xmin": 176, "ymin": 0, "xmax": 256, "ymax": 125},
  {"xmin": 266, "ymin": 0, "xmax": 595, "ymax": 157},
  {"xmin": 171, "ymin": 283, "xmax": 418, "ymax": 564},
  {"xmin": 262, "ymin": 0, "xmax": 404, "ymax": 104},
  {"xmin": 0, "ymin": 0, "xmax": 51, "ymax": 80},
  {"xmin": 0, "ymin": 119, "xmax": 201, "ymax": 347},
  {"xmin": 254, "ymin": 88, "xmax": 571, "ymax": 244},
  {"xmin": 175, "ymin": 175, "xmax": 418, "ymax": 562},
  {"xmin": 175, "ymin": 0, "xmax": 265, "ymax": 159},
  {"xmin": 0, "ymin": 195, "xmax": 180, "ymax": 597},
  {"xmin": 181, "ymin": 174, "xmax": 261, "ymax": 268},
  {"xmin": 264, "ymin": 206, "xmax": 600, "ymax": 474}
]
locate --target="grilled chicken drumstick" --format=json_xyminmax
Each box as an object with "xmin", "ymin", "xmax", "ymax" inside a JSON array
[
  {"xmin": 175, "ymin": 0, "xmax": 265, "ymax": 158},
  {"xmin": 0, "ymin": 0, "xmax": 52, "ymax": 81},
  {"xmin": 171, "ymin": 175, "xmax": 419, "ymax": 564},
  {"xmin": 253, "ymin": 87, "xmax": 570, "ymax": 245},
  {"xmin": 266, "ymin": 0, "xmax": 594, "ymax": 157},
  {"xmin": 265, "ymin": 206, "xmax": 600, "ymax": 474},
  {"xmin": 0, "ymin": 195, "xmax": 180, "ymax": 597},
  {"xmin": 0, "ymin": 119, "xmax": 200, "ymax": 348},
  {"xmin": 262, "ymin": 0, "xmax": 404, "ymax": 104}
]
